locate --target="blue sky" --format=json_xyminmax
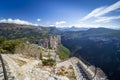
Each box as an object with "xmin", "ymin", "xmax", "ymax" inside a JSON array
[{"xmin": 0, "ymin": 0, "xmax": 120, "ymax": 29}]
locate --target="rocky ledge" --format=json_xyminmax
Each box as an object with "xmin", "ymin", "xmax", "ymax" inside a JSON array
[{"xmin": 0, "ymin": 54, "xmax": 107, "ymax": 80}]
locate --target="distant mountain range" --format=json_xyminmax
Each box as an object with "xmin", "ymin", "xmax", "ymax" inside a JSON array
[
  {"xmin": 58, "ymin": 26, "xmax": 89, "ymax": 31},
  {"xmin": 0, "ymin": 23, "xmax": 120, "ymax": 39},
  {"xmin": 0, "ymin": 23, "xmax": 59, "ymax": 39},
  {"xmin": 61, "ymin": 27, "xmax": 120, "ymax": 39},
  {"xmin": 1, "ymin": 23, "xmax": 120, "ymax": 40}
]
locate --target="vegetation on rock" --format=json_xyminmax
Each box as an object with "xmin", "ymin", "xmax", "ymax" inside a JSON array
[
  {"xmin": 42, "ymin": 58, "xmax": 56, "ymax": 66},
  {"xmin": 56, "ymin": 44, "xmax": 70, "ymax": 60},
  {"xmin": 0, "ymin": 37, "xmax": 24, "ymax": 53}
]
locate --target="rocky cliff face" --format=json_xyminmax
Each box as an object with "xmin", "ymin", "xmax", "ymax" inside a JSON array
[
  {"xmin": 49, "ymin": 35, "xmax": 61, "ymax": 50},
  {"xmin": 31, "ymin": 35, "xmax": 61, "ymax": 50}
]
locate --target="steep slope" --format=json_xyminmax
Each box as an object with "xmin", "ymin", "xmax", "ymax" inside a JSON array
[{"xmin": 61, "ymin": 28, "xmax": 120, "ymax": 80}]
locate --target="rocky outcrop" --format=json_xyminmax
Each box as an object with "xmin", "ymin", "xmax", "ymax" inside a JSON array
[
  {"xmin": 1, "ymin": 54, "xmax": 69, "ymax": 80},
  {"xmin": 71, "ymin": 57, "xmax": 107, "ymax": 80},
  {"xmin": 57, "ymin": 57, "xmax": 107, "ymax": 80},
  {"xmin": 15, "ymin": 43, "xmax": 61, "ymax": 61},
  {"xmin": 49, "ymin": 35, "xmax": 61, "ymax": 50},
  {"xmin": 0, "ymin": 53, "xmax": 107, "ymax": 80},
  {"xmin": 31, "ymin": 35, "xmax": 61, "ymax": 50}
]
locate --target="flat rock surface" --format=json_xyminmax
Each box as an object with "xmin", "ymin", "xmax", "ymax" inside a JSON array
[{"xmin": 1, "ymin": 54, "xmax": 69, "ymax": 80}]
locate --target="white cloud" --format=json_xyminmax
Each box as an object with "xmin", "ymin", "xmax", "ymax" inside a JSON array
[
  {"xmin": 73, "ymin": 21, "xmax": 120, "ymax": 29},
  {"xmin": 54, "ymin": 21, "xmax": 66, "ymax": 27},
  {"xmin": 74, "ymin": 23, "xmax": 101, "ymax": 28},
  {"xmin": 0, "ymin": 19, "xmax": 6, "ymax": 22},
  {"xmin": 95, "ymin": 1, "xmax": 120, "ymax": 17},
  {"xmin": 81, "ymin": 7, "xmax": 106, "ymax": 21},
  {"xmin": 81, "ymin": 1, "xmax": 120, "ymax": 21},
  {"xmin": 0, "ymin": 18, "xmax": 38, "ymax": 26},
  {"xmin": 49, "ymin": 21, "xmax": 66, "ymax": 27},
  {"xmin": 55, "ymin": 21, "xmax": 66, "ymax": 25},
  {"xmin": 95, "ymin": 16, "xmax": 120, "ymax": 23},
  {"xmin": 37, "ymin": 18, "xmax": 41, "ymax": 22}
]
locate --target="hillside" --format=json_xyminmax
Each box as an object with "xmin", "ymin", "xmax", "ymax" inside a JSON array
[
  {"xmin": 0, "ymin": 23, "xmax": 59, "ymax": 40},
  {"xmin": 61, "ymin": 28, "xmax": 120, "ymax": 80}
]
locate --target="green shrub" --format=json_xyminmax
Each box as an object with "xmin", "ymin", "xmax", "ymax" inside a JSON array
[
  {"xmin": 39, "ymin": 51, "xmax": 43, "ymax": 60},
  {"xmin": 42, "ymin": 58, "xmax": 56, "ymax": 66},
  {"xmin": 47, "ymin": 50, "xmax": 51, "ymax": 59},
  {"xmin": 0, "ymin": 37, "xmax": 6, "ymax": 45},
  {"xmin": 0, "ymin": 48, "xmax": 7, "ymax": 53},
  {"xmin": 0, "ymin": 37, "xmax": 25, "ymax": 53}
]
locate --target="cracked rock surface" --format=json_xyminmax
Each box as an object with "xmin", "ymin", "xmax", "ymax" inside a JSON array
[{"xmin": 1, "ymin": 54, "xmax": 69, "ymax": 80}]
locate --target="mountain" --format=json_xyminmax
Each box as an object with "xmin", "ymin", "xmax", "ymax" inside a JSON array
[
  {"xmin": 61, "ymin": 27, "xmax": 120, "ymax": 80},
  {"xmin": 82, "ymin": 27, "xmax": 119, "ymax": 37},
  {"xmin": 62, "ymin": 27, "xmax": 120, "ymax": 39},
  {"xmin": 58, "ymin": 26, "xmax": 89, "ymax": 32},
  {"xmin": 0, "ymin": 23, "xmax": 59, "ymax": 40}
]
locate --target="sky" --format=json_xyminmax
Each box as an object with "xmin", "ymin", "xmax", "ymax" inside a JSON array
[{"xmin": 0, "ymin": 0, "xmax": 120, "ymax": 29}]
